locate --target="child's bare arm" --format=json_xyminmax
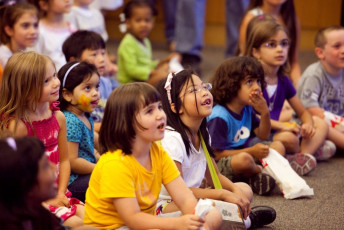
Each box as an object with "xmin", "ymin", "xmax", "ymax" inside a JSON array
[
  {"xmin": 51, "ymin": 111, "xmax": 71, "ymax": 207},
  {"xmin": 215, "ymin": 143, "xmax": 269, "ymax": 161},
  {"xmin": 113, "ymin": 193, "xmax": 203, "ymax": 230},
  {"xmin": 307, "ymin": 107, "xmax": 325, "ymax": 118},
  {"xmin": 8, "ymin": 119, "xmax": 28, "ymax": 137},
  {"xmin": 68, "ymin": 141, "xmax": 96, "ymax": 174},
  {"xmin": 249, "ymin": 91, "xmax": 271, "ymax": 139}
]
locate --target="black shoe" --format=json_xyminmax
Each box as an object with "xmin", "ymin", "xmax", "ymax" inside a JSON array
[
  {"xmin": 249, "ymin": 206, "xmax": 276, "ymax": 229},
  {"xmin": 248, "ymin": 173, "xmax": 276, "ymax": 195}
]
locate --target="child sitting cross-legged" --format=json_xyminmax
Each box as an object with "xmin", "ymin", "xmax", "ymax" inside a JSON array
[{"xmin": 207, "ymin": 56, "xmax": 286, "ymax": 196}]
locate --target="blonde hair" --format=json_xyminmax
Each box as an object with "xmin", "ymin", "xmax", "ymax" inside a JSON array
[
  {"xmin": 314, "ymin": 25, "xmax": 344, "ymax": 48},
  {"xmin": 0, "ymin": 51, "xmax": 54, "ymax": 131},
  {"xmin": 244, "ymin": 15, "xmax": 290, "ymax": 76}
]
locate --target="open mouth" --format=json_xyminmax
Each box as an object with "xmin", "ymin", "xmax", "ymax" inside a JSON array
[
  {"xmin": 201, "ymin": 98, "xmax": 211, "ymax": 106},
  {"xmin": 157, "ymin": 122, "xmax": 165, "ymax": 130},
  {"xmin": 91, "ymin": 100, "xmax": 99, "ymax": 106}
]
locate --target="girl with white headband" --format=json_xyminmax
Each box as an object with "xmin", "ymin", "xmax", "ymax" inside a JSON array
[
  {"xmin": 156, "ymin": 70, "xmax": 277, "ymax": 229},
  {"xmin": 0, "ymin": 52, "xmax": 85, "ymax": 227},
  {"xmin": 58, "ymin": 61, "xmax": 101, "ymax": 204}
]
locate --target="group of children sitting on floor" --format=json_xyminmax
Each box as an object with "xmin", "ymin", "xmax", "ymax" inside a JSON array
[{"xmin": 0, "ymin": 0, "xmax": 344, "ymax": 229}]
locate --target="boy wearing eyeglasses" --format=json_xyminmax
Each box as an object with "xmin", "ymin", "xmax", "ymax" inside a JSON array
[{"xmin": 298, "ymin": 25, "xmax": 344, "ymax": 151}]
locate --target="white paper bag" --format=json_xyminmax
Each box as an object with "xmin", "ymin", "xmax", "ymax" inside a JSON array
[
  {"xmin": 324, "ymin": 111, "xmax": 344, "ymax": 132},
  {"xmin": 261, "ymin": 149, "xmax": 314, "ymax": 199}
]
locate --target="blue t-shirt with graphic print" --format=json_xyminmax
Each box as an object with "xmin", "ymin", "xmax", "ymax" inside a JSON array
[
  {"xmin": 207, "ymin": 105, "xmax": 260, "ymax": 150},
  {"xmin": 64, "ymin": 111, "xmax": 96, "ymax": 185}
]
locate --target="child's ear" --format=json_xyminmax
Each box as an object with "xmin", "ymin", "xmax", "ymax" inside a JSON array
[
  {"xmin": 4, "ymin": 26, "xmax": 14, "ymax": 37},
  {"xmin": 252, "ymin": 48, "xmax": 260, "ymax": 60},
  {"xmin": 62, "ymin": 89, "xmax": 73, "ymax": 103},
  {"xmin": 39, "ymin": 0, "xmax": 48, "ymax": 12},
  {"xmin": 315, "ymin": 47, "xmax": 325, "ymax": 60},
  {"xmin": 170, "ymin": 103, "xmax": 183, "ymax": 114}
]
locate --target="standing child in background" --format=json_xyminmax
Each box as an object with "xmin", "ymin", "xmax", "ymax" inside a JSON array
[
  {"xmin": 238, "ymin": 0, "xmax": 301, "ymax": 86},
  {"xmin": 58, "ymin": 61, "xmax": 101, "ymax": 203},
  {"xmin": 117, "ymin": 0, "xmax": 179, "ymax": 86},
  {"xmin": 244, "ymin": 16, "xmax": 334, "ymax": 175},
  {"xmin": 298, "ymin": 26, "xmax": 344, "ymax": 151},
  {"xmin": 156, "ymin": 70, "xmax": 276, "ymax": 229},
  {"xmin": 62, "ymin": 30, "xmax": 118, "ymax": 132},
  {"xmin": 84, "ymin": 82, "xmax": 222, "ymax": 229},
  {"xmin": 207, "ymin": 57, "xmax": 285, "ymax": 196},
  {"xmin": 28, "ymin": 0, "xmax": 76, "ymax": 71},
  {"xmin": 0, "ymin": 52, "xmax": 84, "ymax": 227},
  {"xmin": 64, "ymin": 0, "xmax": 118, "ymax": 76},
  {"xmin": 0, "ymin": 3, "xmax": 38, "ymax": 69}
]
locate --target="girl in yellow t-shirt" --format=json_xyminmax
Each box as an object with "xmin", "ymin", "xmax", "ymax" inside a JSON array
[{"xmin": 84, "ymin": 82, "xmax": 221, "ymax": 230}]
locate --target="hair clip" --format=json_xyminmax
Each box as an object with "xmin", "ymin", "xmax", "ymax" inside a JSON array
[
  {"xmin": 119, "ymin": 13, "xmax": 127, "ymax": 33},
  {"xmin": 6, "ymin": 137, "xmax": 17, "ymax": 150},
  {"xmin": 258, "ymin": 15, "xmax": 264, "ymax": 20},
  {"xmin": 164, "ymin": 72, "xmax": 174, "ymax": 105},
  {"xmin": 62, "ymin": 62, "xmax": 80, "ymax": 88}
]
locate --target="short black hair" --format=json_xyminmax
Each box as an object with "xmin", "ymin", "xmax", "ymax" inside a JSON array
[
  {"xmin": 123, "ymin": 0, "xmax": 157, "ymax": 19},
  {"xmin": 62, "ymin": 30, "xmax": 106, "ymax": 62}
]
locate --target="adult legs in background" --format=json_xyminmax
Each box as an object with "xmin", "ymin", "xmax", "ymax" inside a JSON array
[
  {"xmin": 225, "ymin": 0, "xmax": 249, "ymax": 57},
  {"xmin": 175, "ymin": 0, "xmax": 207, "ymax": 75}
]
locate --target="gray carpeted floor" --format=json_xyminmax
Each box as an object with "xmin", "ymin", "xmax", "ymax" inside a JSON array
[{"xmin": 108, "ymin": 40, "xmax": 344, "ymax": 229}]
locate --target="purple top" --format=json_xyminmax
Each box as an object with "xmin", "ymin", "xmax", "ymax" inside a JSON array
[{"xmin": 263, "ymin": 75, "xmax": 296, "ymax": 121}]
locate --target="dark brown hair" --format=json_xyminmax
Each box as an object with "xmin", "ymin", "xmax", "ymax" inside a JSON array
[
  {"xmin": 211, "ymin": 56, "xmax": 265, "ymax": 105},
  {"xmin": 99, "ymin": 82, "xmax": 161, "ymax": 155}
]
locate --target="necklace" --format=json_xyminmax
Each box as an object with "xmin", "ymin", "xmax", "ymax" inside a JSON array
[
  {"xmin": 266, "ymin": 84, "xmax": 278, "ymax": 112},
  {"xmin": 268, "ymin": 92, "xmax": 277, "ymax": 111}
]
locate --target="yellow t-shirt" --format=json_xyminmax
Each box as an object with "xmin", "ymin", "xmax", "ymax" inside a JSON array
[{"xmin": 84, "ymin": 142, "xmax": 180, "ymax": 229}]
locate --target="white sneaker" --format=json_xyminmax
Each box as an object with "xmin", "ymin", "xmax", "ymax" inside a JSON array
[{"xmin": 314, "ymin": 140, "xmax": 336, "ymax": 161}]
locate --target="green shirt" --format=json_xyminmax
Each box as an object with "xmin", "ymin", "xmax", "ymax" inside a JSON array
[{"xmin": 117, "ymin": 33, "xmax": 158, "ymax": 84}]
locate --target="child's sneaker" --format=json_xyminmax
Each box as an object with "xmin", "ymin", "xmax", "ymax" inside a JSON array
[
  {"xmin": 314, "ymin": 140, "xmax": 336, "ymax": 161},
  {"xmin": 288, "ymin": 153, "xmax": 317, "ymax": 176},
  {"xmin": 248, "ymin": 173, "xmax": 276, "ymax": 195}
]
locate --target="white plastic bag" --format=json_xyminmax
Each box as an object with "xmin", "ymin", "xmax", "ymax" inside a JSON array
[
  {"xmin": 324, "ymin": 111, "xmax": 344, "ymax": 132},
  {"xmin": 261, "ymin": 148, "xmax": 314, "ymax": 199}
]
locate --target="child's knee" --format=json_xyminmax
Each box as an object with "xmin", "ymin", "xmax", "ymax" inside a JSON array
[
  {"xmin": 313, "ymin": 116, "xmax": 329, "ymax": 132},
  {"xmin": 63, "ymin": 215, "xmax": 84, "ymax": 228},
  {"xmin": 232, "ymin": 152, "xmax": 256, "ymax": 171},
  {"xmin": 270, "ymin": 140, "xmax": 286, "ymax": 156},
  {"xmin": 235, "ymin": 182, "xmax": 253, "ymax": 201}
]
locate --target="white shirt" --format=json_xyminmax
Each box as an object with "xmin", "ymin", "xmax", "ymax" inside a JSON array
[
  {"xmin": 65, "ymin": 6, "xmax": 108, "ymax": 41},
  {"xmin": 34, "ymin": 22, "xmax": 76, "ymax": 71},
  {"xmin": 0, "ymin": 44, "xmax": 12, "ymax": 69},
  {"xmin": 159, "ymin": 127, "xmax": 207, "ymax": 200}
]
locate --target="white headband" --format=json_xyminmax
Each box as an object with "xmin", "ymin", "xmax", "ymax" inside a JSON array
[
  {"xmin": 62, "ymin": 62, "xmax": 80, "ymax": 88},
  {"xmin": 164, "ymin": 72, "xmax": 174, "ymax": 105}
]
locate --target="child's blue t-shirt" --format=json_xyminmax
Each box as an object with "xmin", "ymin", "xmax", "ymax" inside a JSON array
[
  {"xmin": 64, "ymin": 111, "xmax": 96, "ymax": 185},
  {"xmin": 207, "ymin": 105, "xmax": 260, "ymax": 150}
]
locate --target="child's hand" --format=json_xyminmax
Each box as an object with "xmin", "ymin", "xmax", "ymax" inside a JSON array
[
  {"xmin": 46, "ymin": 192, "xmax": 70, "ymax": 208},
  {"xmin": 249, "ymin": 90, "xmax": 269, "ymax": 115},
  {"xmin": 300, "ymin": 123, "xmax": 315, "ymax": 139},
  {"xmin": 221, "ymin": 190, "xmax": 251, "ymax": 219},
  {"xmin": 177, "ymin": 214, "xmax": 204, "ymax": 230},
  {"xmin": 281, "ymin": 121, "xmax": 300, "ymax": 135},
  {"xmin": 251, "ymin": 143, "xmax": 269, "ymax": 159}
]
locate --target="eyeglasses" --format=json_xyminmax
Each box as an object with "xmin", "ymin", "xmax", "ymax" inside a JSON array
[
  {"xmin": 262, "ymin": 39, "xmax": 290, "ymax": 49},
  {"xmin": 182, "ymin": 82, "xmax": 212, "ymax": 96}
]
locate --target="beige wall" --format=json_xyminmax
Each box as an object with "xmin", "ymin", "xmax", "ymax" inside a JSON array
[{"xmin": 105, "ymin": 0, "xmax": 343, "ymax": 50}]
